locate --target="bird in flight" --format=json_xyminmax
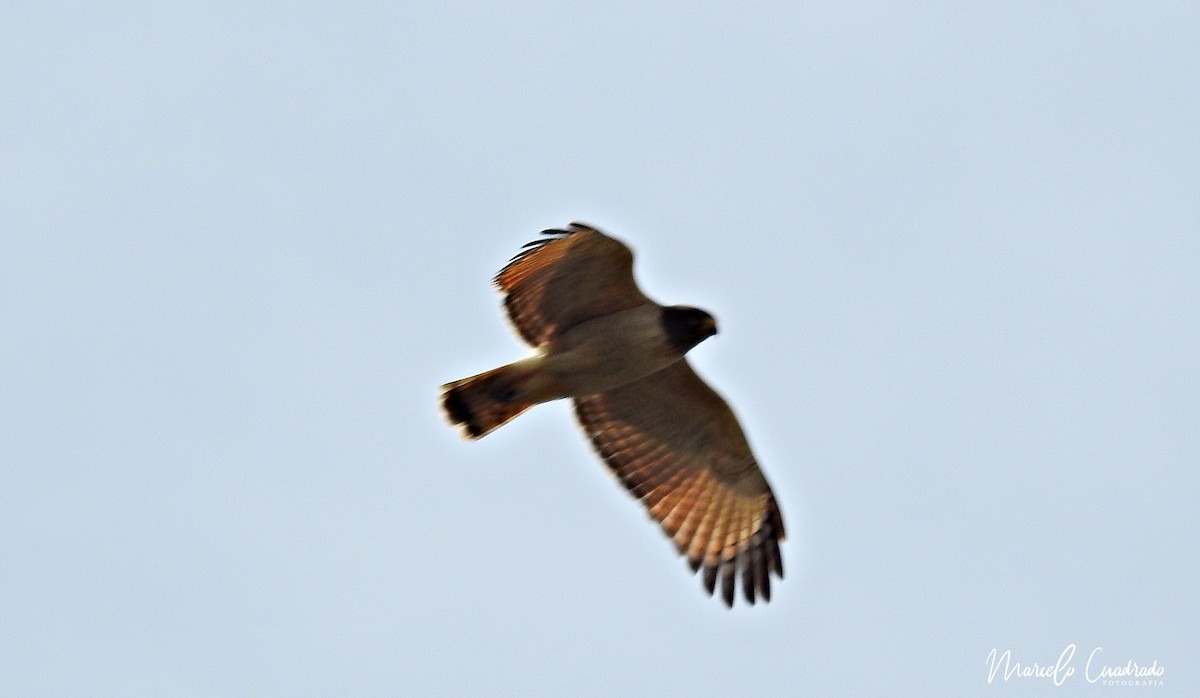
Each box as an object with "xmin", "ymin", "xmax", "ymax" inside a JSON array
[{"xmin": 441, "ymin": 222, "xmax": 785, "ymax": 606}]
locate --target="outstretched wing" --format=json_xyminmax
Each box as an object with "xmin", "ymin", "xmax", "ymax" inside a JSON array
[
  {"xmin": 573, "ymin": 360, "xmax": 785, "ymax": 606},
  {"xmin": 494, "ymin": 222, "xmax": 650, "ymax": 347}
]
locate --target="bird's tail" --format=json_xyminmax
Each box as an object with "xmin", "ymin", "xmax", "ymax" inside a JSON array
[{"xmin": 441, "ymin": 360, "xmax": 543, "ymax": 439}]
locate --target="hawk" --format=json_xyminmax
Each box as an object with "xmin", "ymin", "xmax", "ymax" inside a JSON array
[{"xmin": 441, "ymin": 222, "xmax": 785, "ymax": 607}]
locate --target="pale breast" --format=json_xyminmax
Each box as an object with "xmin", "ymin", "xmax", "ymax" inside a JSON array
[{"xmin": 540, "ymin": 305, "xmax": 682, "ymax": 397}]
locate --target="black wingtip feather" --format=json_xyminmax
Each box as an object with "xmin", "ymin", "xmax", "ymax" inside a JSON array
[
  {"xmin": 767, "ymin": 537, "xmax": 783, "ymax": 578},
  {"xmin": 687, "ymin": 499, "xmax": 785, "ymax": 607},
  {"xmin": 494, "ymin": 226, "xmax": 578, "ymax": 286},
  {"xmin": 721, "ymin": 564, "xmax": 736, "ymax": 607},
  {"xmin": 745, "ymin": 547, "xmax": 763, "ymax": 605}
]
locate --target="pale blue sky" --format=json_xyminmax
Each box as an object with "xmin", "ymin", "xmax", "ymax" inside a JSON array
[{"xmin": 3, "ymin": 2, "xmax": 1197, "ymax": 696}]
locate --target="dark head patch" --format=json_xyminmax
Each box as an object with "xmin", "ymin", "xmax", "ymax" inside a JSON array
[{"xmin": 661, "ymin": 305, "xmax": 718, "ymax": 354}]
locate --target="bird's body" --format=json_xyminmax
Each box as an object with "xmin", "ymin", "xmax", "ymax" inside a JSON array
[{"xmin": 442, "ymin": 223, "xmax": 785, "ymax": 607}]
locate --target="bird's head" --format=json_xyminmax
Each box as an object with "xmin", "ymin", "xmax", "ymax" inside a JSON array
[{"xmin": 662, "ymin": 305, "xmax": 718, "ymax": 354}]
